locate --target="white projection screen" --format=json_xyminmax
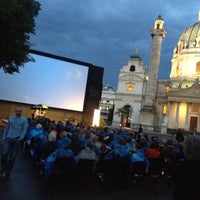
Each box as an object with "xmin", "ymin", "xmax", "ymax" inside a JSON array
[{"xmin": 0, "ymin": 50, "xmax": 89, "ymax": 112}]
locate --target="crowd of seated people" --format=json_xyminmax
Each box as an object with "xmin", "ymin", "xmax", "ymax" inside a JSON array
[
  {"xmin": 23, "ymin": 118, "xmax": 187, "ymax": 184},
  {"xmin": 173, "ymin": 135, "xmax": 200, "ymax": 199}
]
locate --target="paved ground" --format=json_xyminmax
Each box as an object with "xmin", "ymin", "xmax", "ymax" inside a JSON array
[{"xmin": 0, "ymin": 146, "xmax": 175, "ymax": 200}]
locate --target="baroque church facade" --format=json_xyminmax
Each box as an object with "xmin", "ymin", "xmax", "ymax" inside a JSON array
[{"xmin": 110, "ymin": 12, "xmax": 200, "ymax": 134}]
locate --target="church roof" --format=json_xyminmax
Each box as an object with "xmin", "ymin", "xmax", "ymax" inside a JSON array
[
  {"xmin": 102, "ymin": 84, "xmax": 116, "ymax": 92},
  {"xmin": 168, "ymin": 79, "xmax": 200, "ymax": 101},
  {"xmin": 130, "ymin": 52, "xmax": 142, "ymax": 61},
  {"xmin": 157, "ymin": 15, "xmax": 163, "ymax": 21},
  {"xmin": 178, "ymin": 21, "xmax": 200, "ymax": 49}
]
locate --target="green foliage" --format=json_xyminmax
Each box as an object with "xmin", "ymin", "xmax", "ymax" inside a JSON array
[
  {"xmin": 115, "ymin": 106, "xmax": 130, "ymax": 127},
  {"xmin": 0, "ymin": 0, "xmax": 41, "ymax": 74},
  {"xmin": 115, "ymin": 107, "xmax": 129, "ymax": 117},
  {"xmin": 99, "ymin": 118, "xmax": 106, "ymax": 127}
]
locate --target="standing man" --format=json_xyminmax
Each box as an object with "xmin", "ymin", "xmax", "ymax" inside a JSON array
[
  {"xmin": 0, "ymin": 106, "xmax": 28, "ymax": 178},
  {"xmin": 138, "ymin": 124, "xmax": 143, "ymax": 135}
]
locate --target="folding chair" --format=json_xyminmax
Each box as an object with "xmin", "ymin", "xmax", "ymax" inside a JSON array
[
  {"xmin": 52, "ymin": 157, "xmax": 76, "ymax": 177},
  {"xmin": 131, "ymin": 161, "xmax": 147, "ymax": 186},
  {"xmin": 95, "ymin": 159, "xmax": 113, "ymax": 183},
  {"xmin": 77, "ymin": 159, "xmax": 95, "ymax": 182}
]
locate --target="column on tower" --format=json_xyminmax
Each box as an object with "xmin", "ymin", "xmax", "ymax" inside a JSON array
[
  {"xmin": 140, "ymin": 15, "xmax": 166, "ymax": 130},
  {"xmin": 143, "ymin": 15, "xmax": 166, "ymax": 111}
]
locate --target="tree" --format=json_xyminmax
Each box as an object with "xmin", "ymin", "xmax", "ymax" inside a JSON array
[
  {"xmin": 115, "ymin": 107, "xmax": 130, "ymax": 127},
  {"xmin": 0, "ymin": 0, "xmax": 41, "ymax": 74}
]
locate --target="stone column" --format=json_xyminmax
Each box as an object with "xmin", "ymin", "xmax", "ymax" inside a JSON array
[
  {"xmin": 175, "ymin": 102, "xmax": 180, "ymax": 129},
  {"xmin": 143, "ymin": 15, "xmax": 166, "ymax": 111},
  {"xmin": 140, "ymin": 16, "xmax": 166, "ymax": 130},
  {"xmin": 184, "ymin": 102, "xmax": 190, "ymax": 130}
]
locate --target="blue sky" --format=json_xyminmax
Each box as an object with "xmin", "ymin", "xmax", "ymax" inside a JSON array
[{"xmin": 30, "ymin": 0, "xmax": 200, "ymax": 89}]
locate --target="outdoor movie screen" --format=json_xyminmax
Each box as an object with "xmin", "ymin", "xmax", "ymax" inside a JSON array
[{"xmin": 0, "ymin": 51, "xmax": 89, "ymax": 112}]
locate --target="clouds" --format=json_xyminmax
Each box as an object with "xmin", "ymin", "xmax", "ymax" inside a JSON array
[{"xmin": 30, "ymin": 0, "xmax": 200, "ymax": 88}]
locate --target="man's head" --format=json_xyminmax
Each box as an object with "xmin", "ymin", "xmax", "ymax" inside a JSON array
[{"xmin": 15, "ymin": 106, "xmax": 22, "ymax": 117}]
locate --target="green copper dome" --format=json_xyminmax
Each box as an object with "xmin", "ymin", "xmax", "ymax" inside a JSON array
[
  {"xmin": 178, "ymin": 21, "xmax": 200, "ymax": 49},
  {"xmin": 130, "ymin": 52, "xmax": 142, "ymax": 61},
  {"xmin": 157, "ymin": 15, "xmax": 163, "ymax": 21}
]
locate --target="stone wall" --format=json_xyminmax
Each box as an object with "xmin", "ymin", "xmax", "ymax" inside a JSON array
[{"xmin": 0, "ymin": 100, "xmax": 82, "ymax": 124}]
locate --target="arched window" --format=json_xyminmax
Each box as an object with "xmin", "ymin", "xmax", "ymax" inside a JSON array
[
  {"xmin": 196, "ymin": 61, "xmax": 200, "ymax": 74},
  {"xmin": 126, "ymin": 82, "xmax": 134, "ymax": 91},
  {"xmin": 162, "ymin": 104, "xmax": 167, "ymax": 115},
  {"xmin": 165, "ymin": 86, "xmax": 170, "ymax": 93},
  {"xmin": 175, "ymin": 66, "xmax": 179, "ymax": 77},
  {"xmin": 130, "ymin": 65, "xmax": 136, "ymax": 71}
]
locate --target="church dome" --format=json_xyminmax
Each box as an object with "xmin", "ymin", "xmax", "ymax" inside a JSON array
[
  {"xmin": 130, "ymin": 52, "xmax": 142, "ymax": 61},
  {"xmin": 170, "ymin": 12, "xmax": 200, "ymax": 85},
  {"xmin": 177, "ymin": 21, "xmax": 200, "ymax": 50}
]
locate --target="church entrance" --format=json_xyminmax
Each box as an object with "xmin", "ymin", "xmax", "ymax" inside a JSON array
[
  {"xmin": 190, "ymin": 116, "xmax": 198, "ymax": 131},
  {"xmin": 124, "ymin": 105, "xmax": 132, "ymax": 128}
]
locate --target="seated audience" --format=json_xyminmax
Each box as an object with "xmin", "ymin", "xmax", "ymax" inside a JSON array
[
  {"xmin": 145, "ymin": 140, "xmax": 161, "ymax": 160},
  {"xmin": 76, "ymin": 141, "xmax": 97, "ymax": 161},
  {"xmin": 160, "ymin": 139, "xmax": 177, "ymax": 162},
  {"xmin": 130, "ymin": 139, "xmax": 150, "ymax": 168},
  {"xmin": 39, "ymin": 131, "xmax": 58, "ymax": 160},
  {"xmin": 174, "ymin": 135, "xmax": 200, "ymax": 200},
  {"xmin": 125, "ymin": 133, "xmax": 137, "ymax": 151},
  {"xmin": 69, "ymin": 132, "xmax": 84, "ymax": 156},
  {"xmin": 175, "ymin": 130, "xmax": 184, "ymax": 144},
  {"xmin": 26, "ymin": 123, "xmax": 44, "ymax": 145},
  {"xmin": 104, "ymin": 137, "xmax": 131, "ymax": 164},
  {"xmin": 44, "ymin": 144, "xmax": 76, "ymax": 181},
  {"xmin": 57, "ymin": 132, "xmax": 71, "ymax": 150}
]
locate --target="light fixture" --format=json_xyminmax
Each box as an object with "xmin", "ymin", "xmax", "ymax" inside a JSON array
[{"xmin": 92, "ymin": 109, "xmax": 100, "ymax": 127}]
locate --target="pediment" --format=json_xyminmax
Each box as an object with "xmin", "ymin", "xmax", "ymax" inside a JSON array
[
  {"xmin": 169, "ymin": 83, "xmax": 200, "ymax": 97},
  {"xmin": 119, "ymin": 74, "xmax": 143, "ymax": 81}
]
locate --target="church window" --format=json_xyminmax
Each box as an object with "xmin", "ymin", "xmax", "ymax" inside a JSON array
[
  {"xmin": 181, "ymin": 81, "xmax": 193, "ymax": 88},
  {"xmin": 162, "ymin": 104, "xmax": 167, "ymax": 115},
  {"xmin": 130, "ymin": 65, "xmax": 136, "ymax": 71},
  {"xmin": 196, "ymin": 61, "xmax": 200, "ymax": 74},
  {"xmin": 190, "ymin": 103, "xmax": 199, "ymax": 113},
  {"xmin": 175, "ymin": 66, "xmax": 179, "ymax": 77},
  {"xmin": 171, "ymin": 81, "xmax": 180, "ymax": 88},
  {"xmin": 156, "ymin": 23, "xmax": 160, "ymax": 29},
  {"xmin": 126, "ymin": 82, "xmax": 134, "ymax": 91},
  {"xmin": 165, "ymin": 86, "xmax": 170, "ymax": 93}
]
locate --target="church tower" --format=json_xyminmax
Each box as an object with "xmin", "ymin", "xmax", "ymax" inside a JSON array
[{"xmin": 140, "ymin": 15, "xmax": 166, "ymax": 130}]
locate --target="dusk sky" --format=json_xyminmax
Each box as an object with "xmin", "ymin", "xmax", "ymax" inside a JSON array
[{"xmin": 29, "ymin": 0, "xmax": 200, "ymax": 89}]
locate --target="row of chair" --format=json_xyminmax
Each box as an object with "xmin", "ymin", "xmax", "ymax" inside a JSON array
[{"xmin": 47, "ymin": 157, "xmax": 181, "ymax": 186}]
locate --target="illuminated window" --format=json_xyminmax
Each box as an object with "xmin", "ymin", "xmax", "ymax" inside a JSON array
[
  {"xmin": 165, "ymin": 86, "xmax": 170, "ymax": 93},
  {"xmin": 175, "ymin": 66, "xmax": 179, "ymax": 77},
  {"xmin": 171, "ymin": 82, "xmax": 180, "ymax": 88},
  {"xmin": 196, "ymin": 61, "xmax": 200, "ymax": 74},
  {"xmin": 162, "ymin": 104, "xmax": 167, "ymax": 115},
  {"xmin": 191, "ymin": 103, "xmax": 199, "ymax": 113},
  {"xmin": 126, "ymin": 82, "xmax": 134, "ymax": 91},
  {"xmin": 181, "ymin": 81, "xmax": 193, "ymax": 88}
]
